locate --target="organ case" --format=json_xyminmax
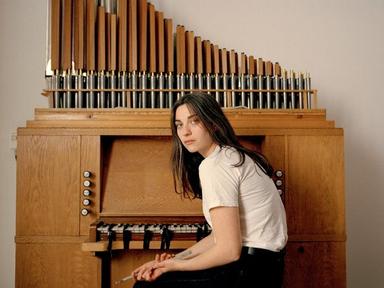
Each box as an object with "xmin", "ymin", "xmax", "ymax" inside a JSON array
[{"xmin": 16, "ymin": 109, "xmax": 345, "ymax": 288}]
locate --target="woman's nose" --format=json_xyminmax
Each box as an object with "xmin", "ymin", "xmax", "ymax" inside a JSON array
[{"xmin": 181, "ymin": 124, "xmax": 191, "ymax": 135}]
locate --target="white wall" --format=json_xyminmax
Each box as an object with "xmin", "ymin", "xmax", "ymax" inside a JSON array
[{"xmin": 1, "ymin": 0, "xmax": 383, "ymax": 287}]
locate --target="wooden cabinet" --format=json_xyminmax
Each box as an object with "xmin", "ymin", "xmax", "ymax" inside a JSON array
[
  {"xmin": 16, "ymin": 135, "xmax": 81, "ymax": 236},
  {"xmin": 16, "ymin": 135, "xmax": 101, "ymax": 287},
  {"xmin": 16, "ymin": 109, "xmax": 345, "ymax": 288},
  {"xmin": 16, "ymin": 243, "xmax": 100, "ymax": 288},
  {"xmin": 286, "ymin": 136, "xmax": 345, "ymax": 238},
  {"xmin": 283, "ymin": 135, "xmax": 345, "ymax": 288},
  {"xmin": 284, "ymin": 242, "xmax": 346, "ymax": 288}
]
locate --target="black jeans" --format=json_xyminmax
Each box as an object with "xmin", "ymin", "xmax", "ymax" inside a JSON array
[{"xmin": 133, "ymin": 247, "xmax": 285, "ymax": 288}]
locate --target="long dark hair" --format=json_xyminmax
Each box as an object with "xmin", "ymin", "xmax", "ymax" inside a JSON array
[{"xmin": 171, "ymin": 93, "xmax": 273, "ymax": 199}]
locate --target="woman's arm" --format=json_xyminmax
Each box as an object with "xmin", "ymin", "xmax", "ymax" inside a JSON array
[
  {"xmin": 149, "ymin": 206, "xmax": 242, "ymax": 279},
  {"xmin": 174, "ymin": 232, "xmax": 214, "ymax": 260},
  {"xmin": 132, "ymin": 226, "xmax": 214, "ymax": 280}
]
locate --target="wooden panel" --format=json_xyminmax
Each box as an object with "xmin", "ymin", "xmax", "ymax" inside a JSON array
[
  {"xmin": 261, "ymin": 136, "xmax": 286, "ymax": 174},
  {"xmin": 284, "ymin": 242, "xmax": 346, "ymax": 288},
  {"xmin": 101, "ymin": 136, "xmax": 202, "ymax": 215},
  {"xmin": 80, "ymin": 136, "xmax": 101, "ymax": 235},
  {"xmin": 239, "ymin": 135, "xmax": 285, "ymax": 172},
  {"xmin": 262, "ymin": 136, "xmax": 286, "ymax": 201},
  {"xmin": 16, "ymin": 243, "xmax": 100, "ymax": 288},
  {"xmin": 16, "ymin": 136, "xmax": 80, "ymax": 236},
  {"xmin": 286, "ymin": 136, "xmax": 345, "ymax": 237}
]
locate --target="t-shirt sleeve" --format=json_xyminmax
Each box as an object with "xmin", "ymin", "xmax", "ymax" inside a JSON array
[{"xmin": 199, "ymin": 160, "xmax": 239, "ymax": 211}]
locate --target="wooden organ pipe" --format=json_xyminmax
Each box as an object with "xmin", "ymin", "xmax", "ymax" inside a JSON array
[
  {"xmin": 62, "ymin": 0, "xmax": 72, "ymax": 71},
  {"xmin": 195, "ymin": 36, "xmax": 203, "ymax": 92},
  {"xmin": 97, "ymin": 6, "xmax": 106, "ymax": 108},
  {"xmin": 265, "ymin": 61, "xmax": 272, "ymax": 108},
  {"xmin": 186, "ymin": 30, "xmax": 195, "ymax": 93},
  {"xmin": 74, "ymin": 0, "xmax": 85, "ymax": 74},
  {"xmin": 74, "ymin": 0, "xmax": 85, "ymax": 108},
  {"xmin": 229, "ymin": 50, "xmax": 236, "ymax": 106},
  {"xmin": 203, "ymin": 40, "xmax": 212, "ymax": 96},
  {"xmin": 273, "ymin": 62, "xmax": 281, "ymax": 109},
  {"xmin": 128, "ymin": 0, "xmax": 138, "ymax": 107},
  {"xmin": 220, "ymin": 48, "xmax": 229, "ymax": 107},
  {"xmin": 61, "ymin": 0, "xmax": 72, "ymax": 108},
  {"xmin": 86, "ymin": 0, "xmax": 96, "ymax": 108},
  {"xmin": 138, "ymin": 0, "xmax": 147, "ymax": 107},
  {"xmin": 108, "ymin": 13, "xmax": 117, "ymax": 107},
  {"xmin": 164, "ymin": 18, "xmax": 173, "ymax": 106},
  {"xmin": 156, "ymin": 11, "xmax": 165, "ymax": 107},
  {"xmin": 45, "ymin": 0, "xmax": 316, "ymax": 109},
  {"xmin": 248, "ymin": 56, "xmax": 255, "ymax": 108},
  {"xmin": 240, "ymin": 53, "xmax": 247, "ymax": 107},
  {"xmin": 50, "ymin": 0, "xmax": 61, "ymax": 107},
  {"xmin": 118, "ymin": 0, "xmax": 128, "ymax": 107},
  {"xmin": 257, "ymin": 58, "xmax": 264, "ymax": 108},
  {"xmin": 212, "ymin": 45, "xmax": 220, "ymax": 103},
  {"xmin": 176, "ymin": 25, "xmax": 186, "ymax": 98},
  {"xmin": 148, "ymin": 3, "xmax": 156, "ymax": 108}
]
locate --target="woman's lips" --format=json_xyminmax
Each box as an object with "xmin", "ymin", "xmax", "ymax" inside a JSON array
[{"xmin": 184, "ymin": 140, "xmax": 195, "ymax": 145}]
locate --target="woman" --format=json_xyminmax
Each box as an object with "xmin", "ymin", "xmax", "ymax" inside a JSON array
[{"xmin": 132, "ymin": 93, "xmax": 287, "ymax": 288}]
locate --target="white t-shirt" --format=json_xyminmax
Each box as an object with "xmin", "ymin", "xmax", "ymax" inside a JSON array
[{"xmin": 199, "ymin": 145, "xmax": 288, "ymax": 252}]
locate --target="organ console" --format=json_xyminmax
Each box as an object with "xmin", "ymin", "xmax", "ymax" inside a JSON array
[{"xmin": 15, "ymin": 1, "xmax": 345, "ymax": 288}]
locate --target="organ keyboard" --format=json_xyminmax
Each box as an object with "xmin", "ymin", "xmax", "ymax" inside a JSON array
[{"xmin": 83, "ymin": 216, "xmax": 211, "ymax": 252}]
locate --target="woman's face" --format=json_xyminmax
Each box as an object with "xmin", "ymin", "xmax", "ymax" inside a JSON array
[{"xmin": 174, "ymin": 104, "xmax": 217, "ymax": 158}]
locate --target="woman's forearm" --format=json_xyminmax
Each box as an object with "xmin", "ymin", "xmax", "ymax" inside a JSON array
[
  {"xmin": 176, "ymin": 207, "xmax": 242, "ymax": 271},
  {"xmin": 177, "ymin": 242, "xmax": 241, "ymax": 271},
  {"xmin": 175, "ymin": 233, "xmax": 214, "ymax": 260}
]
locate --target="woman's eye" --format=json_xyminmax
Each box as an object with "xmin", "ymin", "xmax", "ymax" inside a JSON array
[{"xmin": 190, "ymin": 118, "xmax": 199, "ymax": 125}]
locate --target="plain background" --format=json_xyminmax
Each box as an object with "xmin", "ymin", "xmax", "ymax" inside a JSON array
[{"xmin": 1, "ymin": 0, "xmax": 383, "ymax": 287}]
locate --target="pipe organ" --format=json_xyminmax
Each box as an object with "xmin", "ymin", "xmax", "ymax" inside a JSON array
[
  {"xmin": 16, "ymin": 1, "xmax": 345, "ymax": 288},
  {"xmin": 45, "ymin": 0, "xmax": 315, "ymax": 110}
]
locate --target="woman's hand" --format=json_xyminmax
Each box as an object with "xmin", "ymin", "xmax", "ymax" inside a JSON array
[
  {"xmin": 132, "ymin": 259, "xmax": 157, "ymax": 281},
  {"xmin": 144, "ymin": 258, "xmax": 183, "ymax": 281},
  {"xmin": 132, "ymin": 253, "xmax": 175, "ymax": 281}
]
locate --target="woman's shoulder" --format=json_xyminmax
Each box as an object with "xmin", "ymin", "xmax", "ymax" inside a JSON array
[{"xmin": 201, "ymin": 146, "xmax": 241, "ymax": 168}]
